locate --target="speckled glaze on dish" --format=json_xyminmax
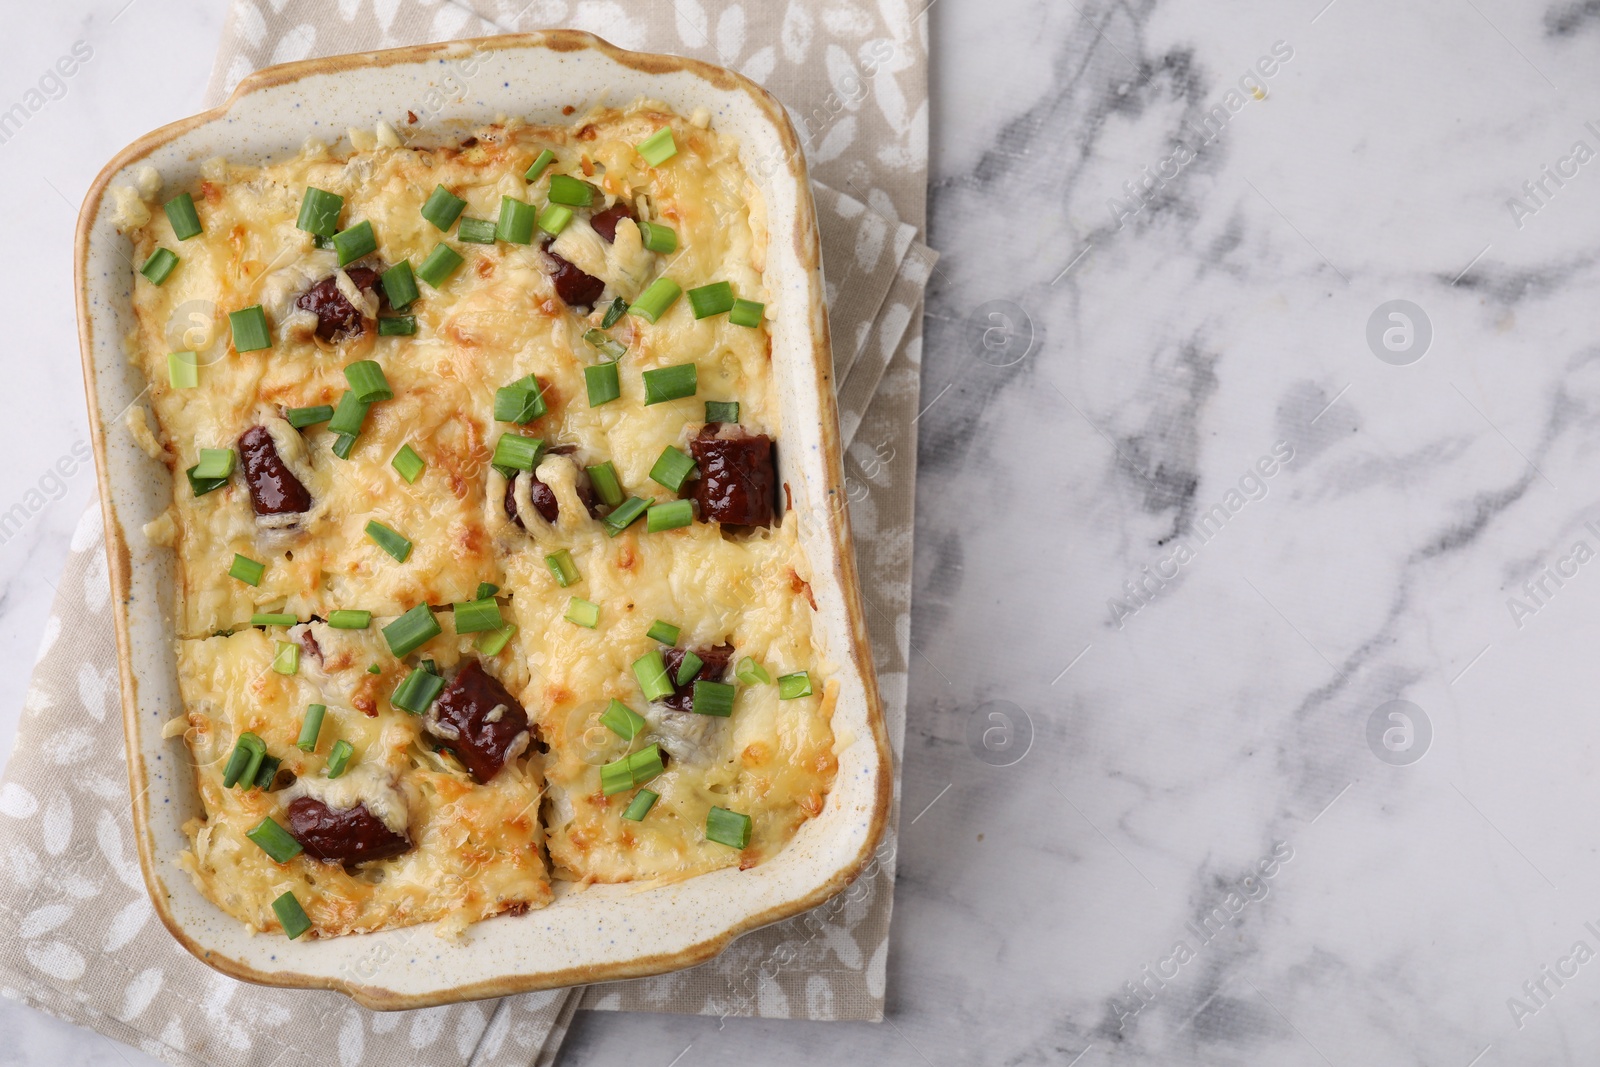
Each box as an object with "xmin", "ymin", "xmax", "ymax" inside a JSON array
[{"xmin": 73, "ymin": 31, "xmax": 891, "ymax": 1010}]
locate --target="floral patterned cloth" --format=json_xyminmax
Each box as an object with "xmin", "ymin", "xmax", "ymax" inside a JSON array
[{"xmin": 0, "ymin": 1, "xmax": 928, "ymax": 1063}]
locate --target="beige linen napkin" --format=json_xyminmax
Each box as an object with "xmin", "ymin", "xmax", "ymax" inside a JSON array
[{"xmin": 0, "ymin": 1, "xmax": 928, "ymax": 1063}]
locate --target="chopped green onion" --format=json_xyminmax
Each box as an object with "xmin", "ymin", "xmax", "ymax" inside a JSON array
[
  {"xmin": 584, "ymin": 360, "xmax": 621, "ymax": 406},
  {"xmin": 622, "ymin": 789, "xmax": 659, "ymax": 821},
  {"xmin": 646, "ymin": 620, "xmax": 681, "ymax": 645},
  {"xmin": 383, "ymin": 604, "xmax": 440, "ymax": 657},
  {"xmin": 546, "ymin": 549, "xmax": 580, "ymax": 587},
  {"xmin": 604, "ymin": 496, "xmax": 650, "ymax": 536},
  {"xmin": 296, "ymin": 187, "xmax": 344, "ymax": 237},
  {"xmin": 332, "ymin": 220, "xmax": 377, "ymax": 266},
  {"xmin": 583, "ymin": 328, "xmax": 627, "ymax": 361},
  {"xmin": 675, "ymin": 650, "xmax": 704, "ymax": 686},
  {"xmin": 192, "ymin": 447, "xmax": 234, "ymax": 481},
  {"xmin": 475, "ymin": 621, "xmax": 517, "ymax": 656},
  {"xmin": 453, "ymin": 596, "xmax": 504, "ymax": 634},
  {"xmin": 221, "ymin": 732, "xmax": 266, "ymax": 788},
  {"xmin": 601, "ymin": 297, "xmax": 628, "ymax": 329},
  {"xmin": 600, "ymin": 699, "xmax": 646, "ymax": 740},
  {"xmin": 477, "ymin": 582, "xmax": 500, "ymax": 599},
  {"xmin": 229, "ymin": 554, "xmax": 264, "ymax": 586},
  {"xmin": 457, "ymin": 216, "xmax": 498, "ymax": 244},
  {"xmin": 692, "ymin": 679, "xmax": 735, "ymax": 717},
  {"xmin": 736, "ymin": 656, "xmax": 770, "ymax": 685},
  {"xmin": 704, "ymin": 401, "xmax": 740, "ymax": 424},
  {"xmin": 141, "ymin": 247, "xmax": 179, "ymax": 285},
  {"xmin": 497, "ymin": 196, "xmax": 536, "ymax": 244},
  {"xmin": 649, "ymin": 446, "xmax": 698, "ymax": 493},
  {"xmin": 706, "ymin": 806, "xmax": 751, "ymax": 848},
  {"xmin": 253, "ymin": 755, "xmax": 281, "ymax": 791},
  {"xmin": 647, "ymin": 499, "xmax": 694, "ymax": 533},
  {"xmin": 391, "ymin": 444, "xmax": 425, "ymax": 484},
  {"xmin": 636, "ymin": 128, "xmax": 677, "ymax": 166},
  {"xmin": 417, "ymin": 243, "xmax": 463, "ymax": 288},
  {"xmin": 629, "ymin": 278, "xmax": 682, "ymax": 324},
  {"xmin": 344, "ymin": 360, "xmax": 393, "ymax": 403},
  {"xmin": 633, "ymin": 649, "xmax": 673, "ymax": 702},
  {"xmin": 246, "ymin": 817, "xmax": 303, "ymax": 862},
  {"xmin": 492, "ymin": 434, "xmax": 546, "ymax": 472},
  {"xmin": 547, "ymin": 174, "xmax": 594, "ymax": 206},
  {"xmin": 327, "ymin": 391, "xmax": 370, "ymax": 436},
  {"xmin": 642, "ymin": 363, "xmax": 697, "ymax": 405},
  {"xmin": 285, "ymin": 404, "xmax": 334, "ymax": 428},
  {"xmin": 331, "ymin": 433, "xmax": 358, "ymax": 460},
  {"xmin": 421, "ymin": 184, "xmax": 467, "ymax": 231},
  {"xmin": 325, "ymin": 739, "xmax": 354, "ymax": 779},
  {"xmin": 297, "ymin": 704, "xmax": 326, "ymax": 751},
  {"xmin": 272, "ymin": 641, "xmax": 299, "ymax": 675},
  {"xmin": 586, "ymin": 461, "xmax": 624, "ymax": 507},
  {"xmin": 327, "ymin": 609, "xmax": 371, "ymax": 629},
  {"xmin": 167, "ymin": 351, "xmax": 199, "ymax": 389},
  {"xmin": 688, "ymin": 282, "xmax": 736, "ymax": 319},
  {"xmin": 380, "ymin": 261, "xmax": 419, "ymax": 310},
  {"xmin": 365, "ymin": 520, "xmax": 412, "ymax": 563},
  {"xmin": 729, "ymin": 299, "xmax": 765, "ymax": 328},
  {"xmin": 229, "ymin": 305, "xmax": 271, "ymax": 352},
  {"xmin": 378, "ymin": 315, "xmax": 417, "ymax": 336},
  {"xmin": 601, "ymin": 743, "xmax": 665, "ymax": 795},
  {"xmin": 272, "ymin": 891, "xmax": 312, "ymax": 939},
  {"xmin": 164, "ymin": 193, "xmax": 202, "ymax": 240},
  {"xmin": 778, "ymin": 671, "xmax": 812, "ymax": 699},
  {"xmin": 494, "ymin": 375, "xmax": 548, "ymax": 423},
  {"xmin": 600, "ymin": 757, "xmax": 634, "ymax": 797},
  {"xmin": 628, "ymin": 743, "xmax": 665, "ymax": 786},
  {"xmin": 250, "ymin": 612, "xmax": 296, "ymax": 626},
  {"xmin": 524, "ymin": 149, "xmax": 556, "ymax": 182},
  {"xmin": 565, "ymin": 597, "xmax": 600, "ymax": 628},
  {"xmin": 390, "ymin": 668, "xmax": 445, "ymax": 714},
  {"xmin": 637, "ymin": 221, "xmax": 677, "ymax": 254},
  {"xmin": 186, "ymin": 464, "xmax": 227, "ymax": 497},
  {"xmin": 537, "ymin": 203, "xmax": 573, "ymax": 236},
  {"xmin": 366, "ymin": 664, "xmax": 381, "ymax": 674}
]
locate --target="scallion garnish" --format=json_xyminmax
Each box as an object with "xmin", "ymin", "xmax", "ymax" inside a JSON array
[
  {"xmin": 524, "ymin": 149, "xmax": 556, "ymax": 182},
  {"xmin": 633, "ymin": 649, "xmax": 673, "ymax": 702},
  {"xmin": 604, "ymin": 496, "xmax": 649, "ymax": 536},
  {"xmin": 417, "ymin": 243, "xmax": 463, "ymax": 288},
  {"xmin": 477, "ymin": 582, "xmax": 500, "ymax": 599},
  {"xmin": 272, "ymin": 641, "xmax": 299, "ymax": 675},
  {"xmin": 344, "ymin": 360, "xmax": 393, "ymax": 403},
  {"xmin": 420, "ymin": 184, "xmax": 467, "ymax": 232},
  {"xmin": 164, "ymin": 193, "xmax": 202, "ymax": 240},
  {"xmin": 600, "ymin": 743, "xmax": 665, "ymax": 795},
  {"xmin": 457, "ymin": 216, "xmax": 498, "ymax": 244},
  {"xmin": 331, "ymin": 433, "xmax": 358, "ymax": 460},
  {"xmin": 565, "ymin": 597, "xmax": 600, "ymax": 628},
  {"xmin": 325, "ymin": 739, "xmax": 354, "ymax": 779},
  {"xmin": 736, "ymin": 656, "xmax": 770, "ymax": 685},
  {"xmin": 687, "ymin": 282, "xmax": 735, "ymax": 319},
  {"xmin": 221, "ymin": 732, "xmax": 266, "ymax": 788},
  {"xmin": 494, "ymin": 374, "xmax": 548, "ymax": 423},
  {"xmin": 378, "ymin": 315, "xmax": 417, "ymax": 336},
  {"xmin": 297, "ymin": 704, "xmax": 326, "ymax": 751},
  {"xmin": 637, "ymin": 221, "xmax": 677, "ymax": 254},
  {"xmin": 192, "ymin": 447, "xmax": 235, "ymax": 481},
  {"xmin": 229, "ymin": 305, "xmax": 271, "ymax": 352},
  {"xmin": 186, "ymin": 464, "xmax": 227, "ymax": 497},
  {"xmin": 327, "ymin": 609, "xmax": 371, "ymax": 629},
  {"xmin": 629, "ymin": 278, "xmax": 682, "ymax": 324},
  {"xmin": 475, "ymin": 621, "xmax": 518, "ymax": 656},
  {"xmin": 391, "ymin": 667, "xmax": 445, "ymax": 714},
  {"xmin": 537, "ymin": 203, "xmax": 573, "ymax": 236},
  {"xmin": 272, "ymin": 891, "xmax": 312, "ymax": 939},
  {"xmin": 692, "ymin": 679, "xmax": 735, "ymax": 717},
  {"xmin": 547, "ymin": 174, "xmax": 594, "ymax": 206},
  {"xmin": 246, "ymin": 817, "xmax": 303, "ymax": 863},
  {"xmin": 622, "ymin": 789, "xmax": 659, "ymax": 821},
  {"xmin": 647, "ymin": 499, "xmax": 694, "ymax": 533},
  {"xmin": 646, "ymin": 620, "xmax": 681, "ymax": 645},
  {"xmin": 253, "ymin": 755, "xmax": 282, "ymax": 791},
  {"xmin": 383, "ymin": 603, "xmax": 440, "ymax": 657},
  {"xmin": 706, "ymin": 806, "xmax": 751, "ymax": 848},
  {"xmin": 229, "ymin": 554, "xmax": 264, "ymax": 586},
  {"xmin": 586, "ymin": 461, "xmax": 624, "ymax": 507},
  {"xmin": 327, "ymin": 391, "xmax": 370, "ymax": 436},
  {"xmin": 453, "ymin": 596, "xmax": 504, "ymax": 634},
  {"xmin": 704, "ymin": 401, "xmax": 739, "ymax": 423},
  {"xmin": 380, "ymin": 261, "xmax": 419, "ymax": 311},
  {"xmin": 778, "ymin": 671, "xmax": 812, "ymax": 699},
  {"xmin": 729, "ymin": 299, "xmax": 765, "ymax": 328},
  {"xmin": 492, "ymin": 434, "xmax": 546, "ymax": 472},
  {"xmin": 296, "ymin": 187, "xmax": 344, "ymax": 237},
  {"xmin": 285, "ymin": 404, "xmax": 334, "ymax": 429},
  {"xmin": 546, "ymin": 549, "xmax": 580, "ymax": 587},
  {"xmin": 674, "ymin": 650, "xmax": 704, "ymax": 687},
  {"xmin": 636, "ymin": 128, "xmax": 677, "ymax": 166},
  {"xmin": 583, "ymin": 328, "xmax": 627, "ymax": 361},
  {"xmin": 167, "ymin": 351, "xmax": 199, "ymax": 389},
  {"xmin": 649, "ymin": 446, "xmax": 698, "ymax": 493},
  {"xmin": 365, "ymin": 520, "xmax": 412, "ymax": 562},
  {"xmin": 250, "ymin": 612, "xmax": 296, "ymax": 626},
  {"xmin": 600, "ymin": 698, "xmax": 646, "ymax": 740},
  {"xmin": 141, "ymin": 247, "xmax": 179, "ymax": 285},
  {"xmin": 332, "ymin": 219, "xmax": 377, "ymax": 266},
  {"xmin": 391, "ymin": 443, "xmax": 425, "ymax": 484},
  {"xmin": 497, "ymin": 196, "xmax": 536, "ymax": 244},
  {"xmin": 584, "ymin": 360, "xmax": 621, "ymax": 406},
  {"xmin": 642, "ymin": 363, "xmax": 697, "ymax": 405},
  {"xmin": 600, "ymin": 297, "xmax": 628, "ymax": 329}
]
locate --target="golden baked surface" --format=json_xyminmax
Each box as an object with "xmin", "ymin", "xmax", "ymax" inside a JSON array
[{"xmin": 120, "ymin": 103, "xmax": 835, "ymax": 940}]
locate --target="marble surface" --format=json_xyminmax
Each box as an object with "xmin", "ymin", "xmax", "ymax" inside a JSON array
[{"xmin": 13, "ymin": 0, "xmax": 1600, "ymax": 1064}]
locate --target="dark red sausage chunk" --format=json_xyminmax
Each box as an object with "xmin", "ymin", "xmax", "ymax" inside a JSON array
[
  {"xmin": 426, "ymin": 661, "xmax": 531, "ymax": 783},
  {"xmin": 659, "ymin": 644, "xmax": 735, "ymax": 712},
  {"xmin": 504, "ymin": 473, "xmax": 560, "ymax": 527},
  {"xmin": 295, "ymin": 266, "xmax": 383, "ymax": 341},
  {"xmin": 589, "ymin": 200, "xmax": 636, "ymax": 244},
  {"xmin": 689, "ymin": 425, "xmax": 776, "ymax": 527},
  {"xmin": 541, "ymin": 242, "xmax": 605, "ymax": 308},
  {"xmin": 239, "ymin": 426, "xmax": 312, "ymax": 515},
  {"xmin": 286, "ymin": 796, "xmax": 412, "ymax": 865}
]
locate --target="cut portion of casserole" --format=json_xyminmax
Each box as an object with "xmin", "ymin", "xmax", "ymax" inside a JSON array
[{"xmin": 119, "ymin": 101, "xmax": 835, "ymax": 939}]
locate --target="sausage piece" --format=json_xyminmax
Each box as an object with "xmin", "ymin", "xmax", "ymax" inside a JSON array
[
  {"xmin": 285, "ymin": 796, "xmax": 412, "ymax": 865},
  {"xmin": 688, "ymin": 424, "xmax": 776, "ymax": 527},
  {"xmin": 504, "ymin": 472, "xmax": 560, "ymax": 527},
  {"xmin": 659, "ymin": 644, "xmax": 735, "ymax": 712},
  {"xmin": 239, "ymin": 425, "xmax": 312, "ymax": 515},
  {"xmin": 426, "ymin": 661, "xmax": 531, "ymax": 783},
  {"xmin": 589, "ymin": 200, "xmax": 636, "ymax": 244},
  {"xmin": 295, "ymin": 266, "xmax": 383, "ymax": 341},
  {"xmin": 541, "ymin": 242, "xmax": 605, "ymax": 308}
]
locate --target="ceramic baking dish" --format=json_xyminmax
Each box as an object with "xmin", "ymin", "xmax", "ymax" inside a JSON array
[{"xmin": 74, "ymin": 30, "xmax": 891, "ymax": 1009}]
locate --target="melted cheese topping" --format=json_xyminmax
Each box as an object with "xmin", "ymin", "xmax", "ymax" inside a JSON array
[{"xmin": 125, "ymin": 104, "xmax": 835, "ymax": 939}]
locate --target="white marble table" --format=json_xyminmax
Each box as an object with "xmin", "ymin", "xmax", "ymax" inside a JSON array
[{"xmin": 12, "ymin": 0, "xmax": 1600, "ymax": 1064}]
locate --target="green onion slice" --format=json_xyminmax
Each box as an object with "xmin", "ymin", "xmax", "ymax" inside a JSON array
[
  {"xmin": 331, "ymin": 433, "xmax": 358, "ymax": 460},
  {"xmin": 391, "ymin": 444, "xmax": 425, "ymax": 483},
  {"xmin": 272, "ymin": 891, "xmax": 312, "ymax": 939},
  {"xmin": 333, "ymin": 220, "xmax": 377, "ymax": 266},
  {"xmin": 537, "ymin": 203, "xmax": 573, "ymax": 236},
  {"xmin": 221, "ymin": 732, "xmax": 266, "ymax": 788},
  {"xmin": 547, "ymin": 174, "xmax": 594, "ymax": 206},
  {"xmin": 646, "ymin": 620, "xmax": 681, "ymax": 645},
  {"xmin": 642, "ymin": 363, "xmax": 697, "ymax": 405},
  {"xmin": 704, "ymin": 400, "xmax": 739, "ymax": 424},
  {"xmin": 729, "ymin": 298, "xmax": 765, "ymax": 328},
  {"xmin": 546, "ymin": 549, "xmax": 580, "ymax": 587},
  {"xmin": 637, "ymin": 221, "xmax": 677, "ymax": 254},
  {"xmin": 325, "ymin": 739, "xmax": 354, "ymax": 779},
  {"xmin": 583, "ymin": 328, "xmax": 627, "ymax": 361},
  {"xmin": 600, "ymin": 698, "xmax": 646, "ymax": 740},
  {"xmin": 246, "ymin": 817, "xmax": 303, "ymax": 862},
  {"xmin": 344, "ymin": 360, "xmax": 393, "ymax": 403},
  {"xmin": 417, "ymin": 243, "xmax": 464, "ymax": 288},
  {"xmin": 524, "ymin": 149, "xmax": 556, "ymax": 182},
  {"xmin": 383, "ymin": 604, "xmax": 440, "ymax": 657},
  {"xmin": 600, "ymin": 297, "xmax": 628, "ymax": 329},
  {"xmin": 365, "ymin": 520, "xmax": 412, "ymax": 562},
  {"xmin": 326, "ymin": 609, "xmax": 371, "ymax": 629},
  {"xmin": 380, "ymin": 261, "xmax": 419, "ymax": 311},
  {"xmin": 494, "ymin": 374, "xmax": 548, "ymax": 424},
  {"xmin": 453, "ymin": 596, "xmax": 504, "ymax": 634},
  {"xmin": 584, "ymin": 360, "xmax": 621, "ymax": 407},
  {"xmin": 778, "ymin": 671, "xmax": 813, "ymax": 699},
  {"xmin": 649, "ymin": 446, "xmax": 698, "ymax": 493},
  {"xmin": 141, "ymin": 247, "xmax": 179, "ymax": 285},
  {"xmin": 272, "ymin": 641, "xmax": 299, "ymax": 675},
  {"xmin": 296, "ymin": 187, "xmax": 344, "ymax": 237},
  {"xmin": 601, "ymin": 743, "xmax": 665, "ymax": 795},
  {"xmin": 636, "ymin": 128, "xmax": 677, "ymax": 166},
  {"xmin": 297, "ymin": 704, "xmax": 326, "ymax": 751},
  {"xmin": 475, "ymin": 621, "xmax": 517, "ymax": 656},
  {"xmin": 327, "ymin": 390, "xmax": 370, "ymax": 436},
  {"xmin": 378, "ymin": 315, "xmax": 417, "ymax": 336},
  {"xmin": 457, "ymin": 216, "xmax": 498, "ymax": 244},
  {"xmin": 629, "ymin": 278, "xmax": 682, "ymax": 324},
  {"xmin": 706, "ymin": 806, "xmax": 752, "ymax": 848},
  {"xmin": 167, "ymin": 351, "xmax": 199, "ymax": 389},
  {"xmin": 604, "ymin": 497, "xmax": 649, "ymax": 536},
  {"xmin": 687, "ymin": 282, "xmax": 735, "ymax": 319},
  {"xmin": 633, "ymin": 650, "xmax": 674, "ymax": 702},
  {"xmin": 250, "ymin": 612, "xmax": 296, "ymax": 626},
  {"xmin": 421, "ymin": 184, "xmax": 467, "ymax": 231},
  {"xmin": 186, "ymin": 465, "xmax": 227, "ymax": 497},
  {"xmin": 477, "ymin": 582, "xmax": 500, "ymax": 599},
  {"xmin": 586, "ymin": 461, "xmax": 624, "ymax": 507},
  {"xmin": 285, "ymin": 404, "xmax": 334, "ymax": 428},
  {"xmin": 253, "ymin": 755, "xmax": 282, "ymax": 791},
  {"xmin": 675, "ymin": 650, "xmax": 704, "ymax": 687},
  {"xmin": 565, "ymin": 597, "xmax": 600, "ymax": 628},
  {"xmin": 192, "ymin": 447, "xmax": 235, "ymax": 481},
  {"xmin": 229, "ymin": 554, "xmax": 264, "ymax": 586},
  {"xmin": 391, "ymin": 668, "xmax": 445, "ymax": 714},
  {"xmin": 164, "ymin": 193, "xmax": 202, "ymax": 240},
  {"xmin": 497, "ymin": 196, "xmax": 536, "ymax": 244},
  {"xmin": 647, "ymin": 499, "xmax": 694, "ymax": 533},
  {"xmin": 736, "ymin": 656, "xmax": 770, "ymax": 685},
  {"xmin": 692, "ymin": 679, "xmax": 735, "ymax": 717},
  {"xmin": 621, "ymin": 788, "xmax": 659, "ymax": 821},
  {"xmin": 492, "ymin": 434, "xmax": 546, "ymax": 473},
  {"xmin": 229, "ymin": 305, "xmax": 271, "ymax": 352}
]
